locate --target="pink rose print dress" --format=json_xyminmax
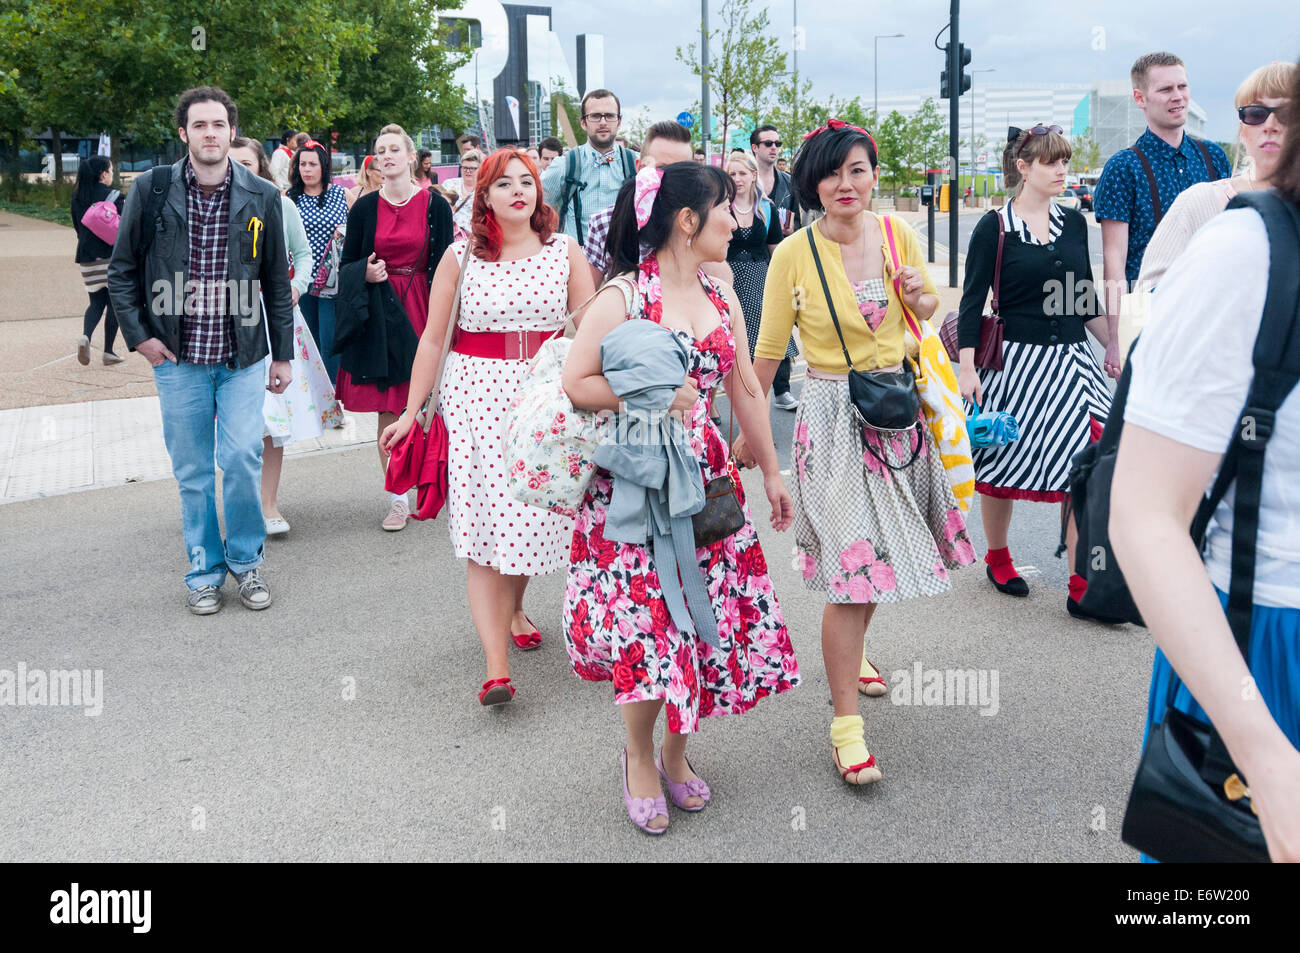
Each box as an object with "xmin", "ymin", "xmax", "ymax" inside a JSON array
[
  {"xmin": 563, "ymin": 256, "xmax": 800, "ymax": 734},
  {"xmin": 790, "ymin": 276, "xmax": 977, "ymax": 603},
  {"xmin": 439, "ymin": 235, "xmax": 574, "ymax": 574}
]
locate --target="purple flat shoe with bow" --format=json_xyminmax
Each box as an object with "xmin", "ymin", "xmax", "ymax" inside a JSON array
[
  {"xmin": 622, "ymin": 748, "xmax": 669, "ymax": 835},
  {"xmin": 656, "ymin": 750, "xmax": 711, "ymax": 812}
]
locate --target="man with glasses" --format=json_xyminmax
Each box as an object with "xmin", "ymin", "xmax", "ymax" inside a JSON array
[
  {"xmin": 1094, "ymin": 51, "xmax": 1230, "ymax": 375},
  {"xmin": 750, "ymin": 123, "xmax": 799, "ymax": 409},
  {"xmin": 542, "ymin": 88, "xmax": 637, "ymax": 244}
]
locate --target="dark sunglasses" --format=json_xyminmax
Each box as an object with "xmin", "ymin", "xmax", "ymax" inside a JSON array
[
  {"xmin": 1238, "ymin": 104, "xmax": 1286, "ymax": 126},
  {"xmin": 1015, "ymin": 124, "xmax": 1063, "ymax": 156},
  {"xmin": 758, "ymin": 139, "xmax": 782, "ymax": 148}
]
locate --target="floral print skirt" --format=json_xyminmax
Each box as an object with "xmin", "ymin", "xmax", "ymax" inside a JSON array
[
  {"xmin": 791, "ymin": 377, "xmax": 976, "ymax": 602},
  {"xmin": 564, "ymin": 469, "xmax": 800, "ymax": 734}
]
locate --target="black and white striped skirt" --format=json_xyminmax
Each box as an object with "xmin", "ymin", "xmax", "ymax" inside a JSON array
[
  {"xmin": 973, "ymin": 339, "xmax": 1111, "ymax": 502},
  {"xmin": 79, "ymin": 259, "xmax": 110, "ymax": 294}
]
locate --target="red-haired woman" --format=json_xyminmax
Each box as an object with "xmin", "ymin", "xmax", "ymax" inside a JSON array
[{"xmin": 382, "ymin": 148, "xmax": 595, "ymax": 704}]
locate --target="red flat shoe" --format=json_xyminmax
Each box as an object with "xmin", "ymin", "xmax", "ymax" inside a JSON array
[
  {"xmin": 833, "ymin": 745, "xmax": 882, "ymax": 785},
  {"xmin": 511, "ymin": 616, "xmax": 541, "ymax": 651},
  {"xmin": 858, "ymin": 658, "xmax": 888, "ymax": 697},
  {"xmin": 478, "ymin": 677, "xmax": 515, "ymax": 706}
]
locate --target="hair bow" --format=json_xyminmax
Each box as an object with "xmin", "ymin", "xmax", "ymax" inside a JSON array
[
  {"xmin": 1007, "ymin": 126, "xmax": 1023, "ymax": 143},
  {"xmin": 803, "ymin": 117, "xmax": 877, "ymax": 154},
  {"xmin": 633, "ymin": 165, "xmax": 663, "ymax": 229}
]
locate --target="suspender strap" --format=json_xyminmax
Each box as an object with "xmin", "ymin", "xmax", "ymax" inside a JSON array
[
  {"xmin": 1193, "ymin": 137, "xmax": 1220, "ymax": 183},
  {"xmin": 1132, "ymin": 144, "xmax": 1163, "ymax": 226}
]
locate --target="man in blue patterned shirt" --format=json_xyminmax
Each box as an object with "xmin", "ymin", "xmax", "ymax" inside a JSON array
[
  {"xmin": 542, "ymin": 88, "xmax": 637, "ymax": 244},
  {"xmin": 1094, "ymin": 52, "xmax": 1231, "ymax": 373}
]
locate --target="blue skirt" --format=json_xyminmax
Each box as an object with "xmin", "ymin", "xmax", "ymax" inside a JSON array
[{"xmin": 1138, "ymin": 589, "xmax": 1300, "ymax": 862}]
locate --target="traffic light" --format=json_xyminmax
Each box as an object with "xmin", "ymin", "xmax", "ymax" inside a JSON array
[{"xmin": 940, "ymin": 43, "xmax": 973, "ymax": 99}]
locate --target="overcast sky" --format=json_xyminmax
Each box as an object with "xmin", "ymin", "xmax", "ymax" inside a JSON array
[{"xmin": 535, "ymin": 0, "xmax": 1298, "ymax": 142}]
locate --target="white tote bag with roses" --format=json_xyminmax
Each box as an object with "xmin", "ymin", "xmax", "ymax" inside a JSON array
[{"xmin": 505, "ymin": 276, "xmax": 638, "ymax": 517}]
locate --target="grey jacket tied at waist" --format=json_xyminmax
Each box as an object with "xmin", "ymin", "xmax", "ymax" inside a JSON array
[{"xmin": 593, "ymin": 320, "xmax": 719, "ymax": 647}]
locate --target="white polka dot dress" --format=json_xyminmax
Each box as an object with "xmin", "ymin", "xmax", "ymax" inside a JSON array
[{"xmin": 440, "ymin": 236, "xmax": 574, "ymax": 574}]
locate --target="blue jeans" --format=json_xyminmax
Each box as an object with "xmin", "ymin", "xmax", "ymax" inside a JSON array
[
  {"xmin": 299, "ymin": 293, "xmax": 338, "ymax": 384},
  {"xmin": 152, "ymin": 360, "xmax": 266, "ymax": 590}
]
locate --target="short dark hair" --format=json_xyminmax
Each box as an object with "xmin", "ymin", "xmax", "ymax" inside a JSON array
[
  {"xmin": 791, "ymin": 125, "xmax": 878, "ymax": 212},
  {"xmin": 176, "ymin": 86, "xmax": 237, "ymax": 132},
  {"xmin": 750, "ymin": 124, "xmax": 779, "ymax": 147},
  {"xmin": 1271, "ymin": 55, "xmax": 1300, "ymax": 205},
  {"xmin": 457, "ymin": 133, "xmax": 480, "ymax": 148},
  {"xmin": 1131, "ymin": 52, "xmax": 1185, "ymax": 92},
  {"xmin": 281, "ymin": 129, "xmax": 298, "ymax": 146},
  {"xmin": 580, "ymin": 88, "xmax": 621, "ymax": 118},
  {"xmin": 693, "ymin": 148, "xmax": 705, "ymax": 157},
  {"xmin": 642, "ymin": 120, "xmax": 690, "ymax": 150},
  {"xmin": 605, "ymin": 161, "xmax": 734, "ymax": 276},
  {"xmin": 539, "ymin": 136, "xmax": 563, "ymax": 155}
]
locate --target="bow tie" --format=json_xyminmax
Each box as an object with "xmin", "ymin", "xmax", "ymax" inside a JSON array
[{"xmin": 593, "ymin": 151, "xmax": 617, "ymax": 168}]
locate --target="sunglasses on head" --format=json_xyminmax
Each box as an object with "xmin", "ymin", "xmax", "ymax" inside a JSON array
[
  {"xmin": 1014, "ymin": 124, "xmax": 1063, "ymax": 157},
  {"xmin": 1238, "ymin": 104, "xmax": 1286, "ymax": 126}
]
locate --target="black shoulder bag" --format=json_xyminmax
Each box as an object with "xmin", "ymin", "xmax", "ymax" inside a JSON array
[
  {"xmin": 805, "ymin": 227, "xmax": 922, "ymax": 470},
  {"xmin": 1119, "ymin": 190, "xmax": 1300, "ymax": 863},
  {"xmin": 133, "ymin": 165, "xmax": 172, "ymax": 303}
]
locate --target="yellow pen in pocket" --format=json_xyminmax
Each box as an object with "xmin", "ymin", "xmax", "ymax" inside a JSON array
[{"xmin": 247, "ymin": 216, "xmax": 264, "ymax": 258}]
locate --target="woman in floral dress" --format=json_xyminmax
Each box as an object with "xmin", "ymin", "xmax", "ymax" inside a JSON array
[
  {"xmin": 562, "ymin": 160, "xmax": 799, "ymax": 834},
  {"xmin": 746, "ymin": 121, "xmax": 976, "ymax": 786}
]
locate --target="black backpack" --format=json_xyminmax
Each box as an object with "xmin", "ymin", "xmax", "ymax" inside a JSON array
[
  {"xmin": 1068, "ymin": 189, "xmax": 1300, "ymax": 628},
  {"xmin": 558, "ymin": 146, "xmax": 636, "ymax": 246},
  {"xmin": 131, "ymin": 165, "xmax": 172, "ymax": 302}
]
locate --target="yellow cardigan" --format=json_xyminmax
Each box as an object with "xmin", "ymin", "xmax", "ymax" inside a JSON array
[{"xmin": 755, "ymin": 214, "xmax": 938, "ymax": 373}]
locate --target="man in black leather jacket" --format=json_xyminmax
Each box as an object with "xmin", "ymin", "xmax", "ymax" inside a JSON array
[{"xmin": 108, "ymin": 86, "xmax": 294, "ymax": 616}]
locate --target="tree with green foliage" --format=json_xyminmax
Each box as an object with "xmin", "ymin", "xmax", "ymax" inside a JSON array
[
  {"xmin": 1069, "ymin": 127, "xmax": 1103, "ymax": 173},
  {"xmin": 676, "ymin": 0, "xmax": 785, "ymax": 152}
]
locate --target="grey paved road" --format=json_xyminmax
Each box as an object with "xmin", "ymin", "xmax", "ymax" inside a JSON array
[{"xmin": 1, "ymin": 442, "xmax": 1150, "ymax": 862}]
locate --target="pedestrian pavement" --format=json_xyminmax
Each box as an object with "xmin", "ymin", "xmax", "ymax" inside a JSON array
[{"xmin": 0, "ymin": 442, "xmax": 1151, "ymax": 863}]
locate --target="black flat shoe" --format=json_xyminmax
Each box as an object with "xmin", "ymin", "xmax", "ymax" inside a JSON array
[
  {"xmin": 986, "ymin": 564, "xmax": 1029, "ymax": 597},
  {"xmin": 1066, "ymin": 596, "xmax": 1126, "ymax": 625}
]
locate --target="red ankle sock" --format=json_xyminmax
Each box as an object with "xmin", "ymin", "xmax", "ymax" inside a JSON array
[
  {"xmin": 984, "ymin": 548, "xmax": 1021, "ymax": 585},
  {"xmin": 1068, "ymin": 573, "xmax": 1088, "ymax": 603}
]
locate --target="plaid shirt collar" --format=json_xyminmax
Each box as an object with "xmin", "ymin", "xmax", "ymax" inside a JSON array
[{"xmin": 183, "ymin": 155, "xmax": 233, "ymax": 195}]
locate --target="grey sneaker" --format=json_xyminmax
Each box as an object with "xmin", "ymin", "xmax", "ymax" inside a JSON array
[
  {"xmin": 773, "ymin": 391, "xmax": 798, "ymax": 411},
  {"xmin": 186, "ymin": 585, "xmax": 224, "ymax": 615},
  {"xmin": 234, "ymin": 569, "xmax": 272, "ymax": 610}
]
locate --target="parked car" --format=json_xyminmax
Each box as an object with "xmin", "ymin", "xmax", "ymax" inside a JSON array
[
  {"xmin": 1053, "ymin": 189, "xmax": 1081, "ymax": 211},
  {"xmin": 1067, "ymin": 184, "xmax": 1093, "ymax": 211}
]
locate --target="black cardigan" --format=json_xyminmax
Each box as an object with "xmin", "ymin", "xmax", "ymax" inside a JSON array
[
  {"xmin": 70, "ymin": 183, "xmax": 124, "ymax": 263},
  {"xmin": 957, "ymin": 207, "xmax": 1100, "ymax": 349}
]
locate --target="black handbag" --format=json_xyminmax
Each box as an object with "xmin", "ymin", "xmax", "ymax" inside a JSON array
[
  {"xmin": 1118, "ymin": 191, "xmax": 1300, "ymax": 864},
  {"xmin": 806, "ymin": 227, "xmax": 922, "ymax": 469},
  {"xmin": 691, "ymin": 373, "xmax": 752, "ymax": 548}
]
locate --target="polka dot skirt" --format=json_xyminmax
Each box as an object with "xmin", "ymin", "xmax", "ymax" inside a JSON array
[{"xmin": 440, "ymin": 236, "xmax": 574, "ymax": 574}]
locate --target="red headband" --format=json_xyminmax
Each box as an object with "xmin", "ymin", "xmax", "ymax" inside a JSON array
[{"xmin": 803, "ymin": 118, "xmax": 877, "ymax": 155}]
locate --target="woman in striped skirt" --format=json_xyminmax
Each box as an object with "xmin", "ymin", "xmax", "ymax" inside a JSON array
[
  {"xmin": 957, "ymin": 125, "xmax": 1116, "ymax": 619},
  {"xmin": 70, "ymin": 156, "xmax": 125, "ymax": 366}
]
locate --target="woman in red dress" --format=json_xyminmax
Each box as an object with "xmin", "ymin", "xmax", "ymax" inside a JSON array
[{"xmin": 338, "ymin": 124, "xmax": 454, "ymax": 530}]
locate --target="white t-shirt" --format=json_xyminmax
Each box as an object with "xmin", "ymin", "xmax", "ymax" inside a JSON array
[{"xmin": 1126, "ymin": 208, "xmax": 1300, "ymax": 608}]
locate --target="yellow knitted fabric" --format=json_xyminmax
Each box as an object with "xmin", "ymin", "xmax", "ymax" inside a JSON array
[{"xmin": 830, "ymin": 714, "xmax": 871, "ymax": 769}]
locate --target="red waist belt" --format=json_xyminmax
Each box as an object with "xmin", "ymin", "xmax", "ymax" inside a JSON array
[{"xmin": 452, "ymin": 328, "xmax": 558, "ymax": 360}]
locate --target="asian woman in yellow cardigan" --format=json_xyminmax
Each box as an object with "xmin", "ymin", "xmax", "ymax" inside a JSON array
[{"xmin": 736, "ymin": 121, "xmax": 977, "ymax": 785}]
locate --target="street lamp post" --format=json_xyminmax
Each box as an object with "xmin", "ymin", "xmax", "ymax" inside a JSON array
[
  {"xmin": 873, "ymin": 33, "xmax": 904, "ymax": 121},
  {"xmin": 970, "ymin": 68, "xmax": 995, "ymax": 193}
]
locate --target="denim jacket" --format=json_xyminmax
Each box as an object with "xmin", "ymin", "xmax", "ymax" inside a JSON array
[{"xmin": 594, "ymin": 319, "xmax": 718, "ymax": 646}]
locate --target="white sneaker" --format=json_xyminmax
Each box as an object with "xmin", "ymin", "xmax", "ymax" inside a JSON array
[
  {"xmin": 265, "ymin": 516, "xmax": 290, "ymax": 536},
  {"xmin": 382, "ymin": 498, "xmax": 409, "ymax": 531},
  {"xmin": 773, "ymin": 391, "xmax": 798, "ymax": 411}
]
